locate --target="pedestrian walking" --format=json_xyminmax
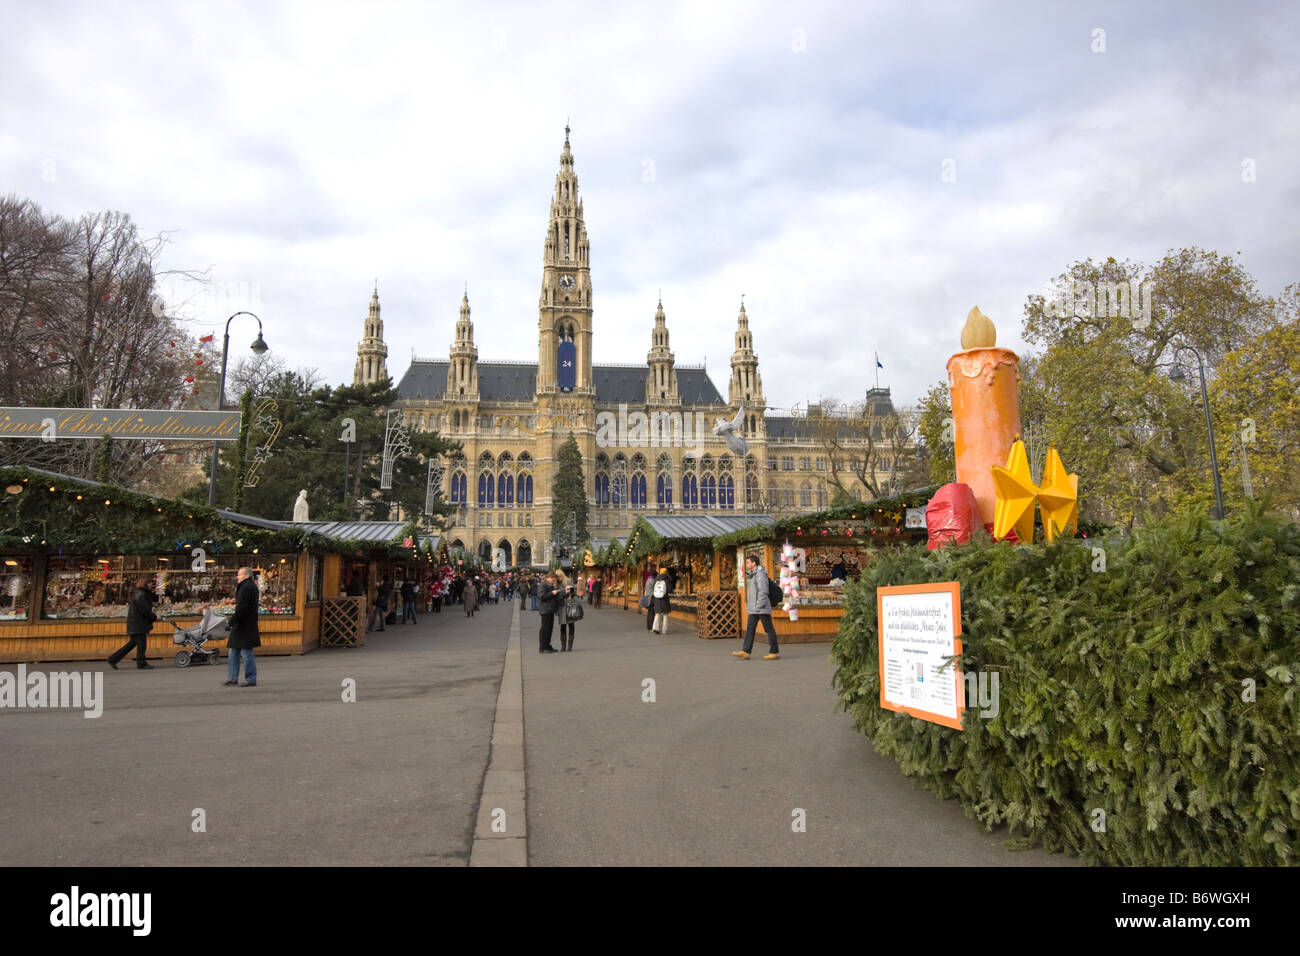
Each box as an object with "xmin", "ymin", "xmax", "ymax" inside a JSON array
[
  {"xmin": 108, "ymin": 576, "xmax": 158, "ymax": 670},
  {"xmin": 463, "ymin": 579, "xmax": 478, "ymax": 616},
  {"xmin": 400, "ymin": 578, "xmax": 418, "ymax": 624},
  {"xmin": 537, "ymin": 572, "xmax": 563, "ymax": 653},
  {"xmin": 651, "ymin": 565, "xmax": 672, "ymax": 635},
  {"xmin": 367, "ymin": 577, "xmax": 392, "ymax": 632},
  {"xmin": 224, "ymin": 566, "xmax": 262, "ymax": 685},
  {"xmin": 593, "ymin": 576, "xmax": 603, "ymax": 609},
  {"xmin": 530, "ymin": 577, "xmax": 540, "ymax": 611},
  {"xmin": 734, "ymin": 555, "xmax": 780, "ymax": 661}
]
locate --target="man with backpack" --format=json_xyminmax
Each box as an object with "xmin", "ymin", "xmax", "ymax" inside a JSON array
[{"xmin": 734, "ymin": 554, "xmax": 780, "ymax": 660}]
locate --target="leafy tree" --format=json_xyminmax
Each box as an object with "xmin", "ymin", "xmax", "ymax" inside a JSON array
[
  {"xmin": 916, "ymin": 380, "xmax": 955, "ymax": 486},
  {"xmin": 550, "ymin": 432, "xmax": 588, "ymax": 562},
  {"xmin": 1019, "ymin": 248, "xmax": 1276, "ymax": 528},
  {"xmin": 1209, "ymin": 286, "xmax": 1300, "ymax": 518}
]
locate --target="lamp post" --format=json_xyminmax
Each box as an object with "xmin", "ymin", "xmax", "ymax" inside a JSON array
[
  {"xmin": 1169, "ymin": 345, "xmax": 1224, "ymax": 521},
  {"xmin": 208, "ymin": 312, "xmax": 269, "ymax": 508}
]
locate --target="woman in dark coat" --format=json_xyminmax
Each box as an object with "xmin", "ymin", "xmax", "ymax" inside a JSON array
[
  {"xmin": 224, "ymin": 567, "xmax": 261, "ymax": 687},
  {"xmin": 108, "ymin": 577, "xmax": 157, "ymax": 669},
  {"xmin": 651, "ymin": 566, "xmax": 672, "ymax": 635}
]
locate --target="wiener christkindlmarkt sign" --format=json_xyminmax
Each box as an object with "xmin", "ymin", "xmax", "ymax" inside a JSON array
[{"xmin": 0, "ymin": 408, "xmax": 242, "ymax": 441}]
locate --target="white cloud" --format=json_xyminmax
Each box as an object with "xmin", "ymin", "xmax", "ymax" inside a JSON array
[{"xmin": 1, "ymin": 0, "xmax": 1295, "ymax": 414}]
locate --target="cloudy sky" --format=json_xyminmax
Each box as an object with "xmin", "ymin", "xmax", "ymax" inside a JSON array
[{"xmin": 2, "ymin": 0, "xmax": 1296, "ymax": 413}]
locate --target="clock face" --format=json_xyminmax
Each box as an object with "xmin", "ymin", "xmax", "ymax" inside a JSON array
[{"xmin": 558, "ymin": 274, "xmax": 575, "ymax": 290}]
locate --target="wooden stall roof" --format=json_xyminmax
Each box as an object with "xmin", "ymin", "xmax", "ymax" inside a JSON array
[{"xmin": 624, "ymin": 513, "xmax": 777, "ymax": 563}]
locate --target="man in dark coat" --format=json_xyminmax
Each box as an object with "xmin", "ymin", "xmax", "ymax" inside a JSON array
[
  {"xmin": 108, "ymin": 577, "xmax": 157, "ymax": 670},
  {"xmin": 536, "ymin": 572, "xmax": 562, "ymax": 653},
  {"xmin": 224, "ymin": 567, "xmax": 261, "ymax": 686}
]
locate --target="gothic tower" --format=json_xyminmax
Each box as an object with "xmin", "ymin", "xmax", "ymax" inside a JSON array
[
  {"xmin": 447, "ymin": 289, "xmax": 479, "ymax": 400},
  {"xmin": 353, "ymin": 284, "xmax": 388, "ymax": 386},
  {"xmin": 728, "ymin": 299, "xmax": 764, "ymax": 407},
  {"xmin": 645, "ymin": 295, "xmax": 679, "ymax": 405},
  {"xmin": 536, "ymin": 125, "xmax": 593, "ymax": 396}
]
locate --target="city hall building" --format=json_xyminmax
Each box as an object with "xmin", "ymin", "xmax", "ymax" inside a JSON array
[{"xmin": 353, "ymin": 129, "xmax": 896, "ymax": 567}]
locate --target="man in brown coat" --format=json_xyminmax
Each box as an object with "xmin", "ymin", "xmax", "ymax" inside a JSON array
[{"xmin": 224, "ymin": 567, "xmax": 261, "ymax": 686}]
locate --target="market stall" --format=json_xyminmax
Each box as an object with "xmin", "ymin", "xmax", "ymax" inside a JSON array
[
  {"xmin": 0, "ymin": 467, "xmax": 418, "ymax": 663},
  {"xmin": 622, "ymin": 514, "xmax": 777, "ymax": 632},
  {"xmin": 709, "ymin": 488, "xmax": 937, "ymax": 643}
]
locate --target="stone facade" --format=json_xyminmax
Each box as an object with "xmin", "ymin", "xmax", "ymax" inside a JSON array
[{"xmin": 355, "ymin": 129, "xmax": 899, "ymax": 567}]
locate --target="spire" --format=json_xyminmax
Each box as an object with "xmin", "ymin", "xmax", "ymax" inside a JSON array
[
  {"xmin": 729, "ymin": 296, "xmax": 762, "ymax": 406},
  {"xmin": 647, "ymin": 296, "xmax": 677, "ymax": 405},
  {"xmin": 450, "ymin": 288, "xmax": 479, "ymax": 399},
  {"xmin": 455, "ymin": 288, "xmax": 473, "ymax": 343},
  {"xmin": 354, "ymin": 284, "xmax": 388, "ymax": 386},
  {"xmin": 560, "ymin": 123, "xmax": 574, "ymax": 169}
]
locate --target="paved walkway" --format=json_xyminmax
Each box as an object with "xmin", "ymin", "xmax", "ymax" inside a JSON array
[
  {"xmin": 0, "ymin": 602, "xmax": 512, "ymax": 866},
  {"xmin": 1, "ymin": 597, "xmax": 1077, "ymax": 866},
  {"xmin": 521, "ymin": 603, "xmax": 1077, "ymax": 866}
]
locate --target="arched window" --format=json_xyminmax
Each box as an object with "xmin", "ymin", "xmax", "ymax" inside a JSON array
[
  {"xmin": 631, "ymin": 472, "xmax": 646, "ymax": 507},
  {"xmin": 800, "ymin": 482, "xmax": 813, "ymax": 508},
  {"xmin": 681, "ymin": 473, "xmax": 698, "ymax": 508},
  {"xmin": 477, "ymin": 472, "xmax": 489, "ymax": 506},
  {"xmin": 701, "ymin": 474, "xmax": 717, "ymax": 509},
  {"xmin": 595, "ymin": 454, "xmax": 610, "ymax": 509},
  {"xmin": 450, "ymin": 471, "xmax": 467, "ymax": 504},
  {"xmin": 498, "ymin": 473, "xmax": 514, "ymax": 506},
  {"xmin": 720, "ymin": 474, "xmax": 734, "ymax": 509},
  {"xmin": 656, "ymin": 473, "xmax": 672, "ymax": 507},
  {"xmin": 520, "ymin": 473, "xmax": 533, "ymax": 504}
]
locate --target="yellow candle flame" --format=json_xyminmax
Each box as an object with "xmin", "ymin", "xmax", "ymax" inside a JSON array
[{"xmin": 961, "ymin": 306, "xmax": 997, "ymax": 349}]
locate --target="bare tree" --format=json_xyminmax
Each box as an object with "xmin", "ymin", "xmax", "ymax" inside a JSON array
[
  {"xmin": 807, "ymin": 393, "xmax": 925, "ymax": 500},
  {"xmin": 0, "ymin": 196, "xmax": 214, "ymax": 484}
]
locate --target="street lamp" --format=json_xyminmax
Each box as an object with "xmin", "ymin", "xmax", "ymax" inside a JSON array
[
  {"xmin": 208, "ymin": 311, "xmax": 269, "ymax": 508},
  {"xmin": 1169, "ymin": 345, "xmax": 1224, "ymax": 520}
]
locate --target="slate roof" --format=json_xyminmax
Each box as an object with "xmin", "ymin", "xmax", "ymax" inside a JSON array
[
  {"xmin": 397, "ymin": 360, "xmax": 726, "ymax": 406},
  {"xmin": 763, "ymin": 416, "xmax": 813, "ymax": 440}
]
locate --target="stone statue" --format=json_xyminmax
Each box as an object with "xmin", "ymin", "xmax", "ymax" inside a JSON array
[{"xmin": 293, "ymin": 489, "xmax": 309, "ymax": 522}]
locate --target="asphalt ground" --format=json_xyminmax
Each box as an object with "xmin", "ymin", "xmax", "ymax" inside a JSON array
[
  {"xmin": 1, "ymin": 595, "xmax": 1078, "ymax": 866},
  {"xmin": 0, "ymin": 601, "xmax": 511, "ymax": 866},
  {"xmin": 521, "ymin": 602, "xmax": 1078, "ymax": 866}
]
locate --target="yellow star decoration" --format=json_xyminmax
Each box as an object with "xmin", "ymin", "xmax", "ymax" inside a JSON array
[
  {"xmin": 991, "ymin": 440, "xmax": 1080, "ymax": 544},
  {"xmin": 991, "ymin": 439, "xmax": 1037, "ymax": 543},
  {"xmin": 1037, "ymin": 445, "xmax": 1079, "ymax": 543}
]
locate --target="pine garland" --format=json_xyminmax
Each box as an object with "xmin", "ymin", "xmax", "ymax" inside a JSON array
[{"xmin": 829, "ymin": 502, "xmax": 1300, "ymax": 865}]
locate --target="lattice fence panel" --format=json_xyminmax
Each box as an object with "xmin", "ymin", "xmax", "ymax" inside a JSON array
[
  {"xmin": 321, "ymin": 596, "xmax": 365, "ymax": 648},
  {"xmin": 697, "ymin": 590, "xmax": 741, "ymax": 640}
]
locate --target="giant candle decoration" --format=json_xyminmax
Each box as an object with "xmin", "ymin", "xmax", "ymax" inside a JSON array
[{"xmin": 947, "ymin": 307, "xmax": 1022, "ymax": 529}]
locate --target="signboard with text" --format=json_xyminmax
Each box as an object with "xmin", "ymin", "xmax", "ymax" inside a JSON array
[
  {"xmin": 557, "ymin": 340, "xmax": 577, "ymax": 392},
  {"xmin": 0, "ymin": 408, "xmax": 242, "ymax": 441},
  {"xmin": 877, "ymin": 581, "xmax": 964, "ymax": 729}
]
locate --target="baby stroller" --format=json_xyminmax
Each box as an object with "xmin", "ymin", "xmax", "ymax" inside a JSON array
[{"xmin": 169, "ymin": 609, "xmax": 230, "ymax": 668}]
